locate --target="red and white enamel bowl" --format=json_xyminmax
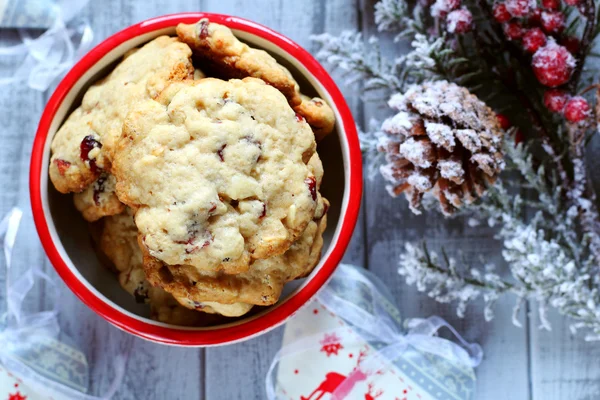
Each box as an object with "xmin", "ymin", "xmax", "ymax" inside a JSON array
[{"xmin": 30, "ymin": 13, "xmax": 362, "ymax": 346}]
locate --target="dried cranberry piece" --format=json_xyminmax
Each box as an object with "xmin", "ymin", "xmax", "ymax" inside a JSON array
[
  {"xmin": 242, "ymin": 135, "xmax": 262, "ymax": 149},
  {"xmin": 217, "ymin": 144, "xmax": 226, "ymax": 161},
  {"xmin": 305, "ymin": 176, "xmax": 317, "ymax": 201},
  {"xmin": 197, "ymin": 20, "xmax": 209, "ymax": 39},
  {"xmin": 92, "ymin": 175, "xmax": 107, "ymax": 206},
  {"xmin": 295, "ymin": 113, "xmax": 305, "ymax": 122},
  {"xmin": 54, "ymin": 159, "xmax": 71, "ymax": 176},
  {"xmin": 175, "ymin": 220, "xmax": 213, "ymax": 254},
  {"xmin": 242, "ymin": 136, "xmax": 263, "ymax": 163},
  {"xmin": 80, "ymin": 135, "xmax": 103, "ymax": 174},
  {"xmin": 259, "ymin": 203, "xmax": 267, "ymax": 218},
  {"xmin": 192, "ymin": 301, "xmax": 205, "ymax": 310}
]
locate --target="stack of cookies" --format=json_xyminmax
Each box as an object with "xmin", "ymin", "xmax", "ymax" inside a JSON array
[{"xmin": 49, "ymin": 19, "xmax": 335, "ymax": 324}]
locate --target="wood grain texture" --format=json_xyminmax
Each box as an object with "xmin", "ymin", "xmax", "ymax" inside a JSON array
[{"xmin": 0, "ymin": 0, "xmax": 597, "ymax": 399}]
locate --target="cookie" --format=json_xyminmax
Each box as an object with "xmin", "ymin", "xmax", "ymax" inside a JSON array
[
  {"xmin": 140, "ymin": 153, "xmax": 328, "ymax": 306},
  {"xmin": 49, "ymin": 36, "xmax": 194, "ymax": 194},
  {"xmin": 173, "ymin": 296, "xmax": 254, "ymax": 317},
  {"xmin": 176, "ymin": 19, "xmax": 336, "ymax": 139},
  {"xmin": 295, "ymin": 95, "xmax": 336, "ymax": 142},
  {"xmin": 176, "ymin": 19, "xmax": 301, "ymax": 106},
  {"xmin": 73, "ymin": 174, "xmax": 125, "ymax": 222},
  {"xmin": 71, "ymin": 69, "xmax": 207, "ymax": 223},
  {"xmin": 98, "ymin": 209, "xmax": 219, "ymax": 324},
  {"xmin": 141, "ymin": 209, "xmax": 327, "ymax": 307},
  {"xmin": 113, "ymin": 77, "xmax": 319, "ymax": 274}
]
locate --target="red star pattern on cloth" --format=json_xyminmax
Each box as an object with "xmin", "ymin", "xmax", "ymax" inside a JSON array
[
  {"xmin": 8, "ymin": 392, "xmax": 27, "ymax": 400},
  {"xmin": 319, "ymin": 333, "xmax": 343, "ymax": 357}
]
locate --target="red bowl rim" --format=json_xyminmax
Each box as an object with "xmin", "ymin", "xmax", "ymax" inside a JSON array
[{"xmin": 30, "ymin": 12, "xmax": 362, "ymax": 346}]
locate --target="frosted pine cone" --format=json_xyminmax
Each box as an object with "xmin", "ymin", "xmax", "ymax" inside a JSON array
[{"xmin": 378, "ymin": 80, "xmax": 505, "ymax": 216}]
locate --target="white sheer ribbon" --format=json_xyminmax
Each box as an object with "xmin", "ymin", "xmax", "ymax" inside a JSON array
[
  {"xmin": 0, "ymin": 1, "xmax": 93, "ymax": 91},
  {"xmin": 0, "ymin": 208, "xmax": 126, "ymax": 399},
  {"xmin": 266, "ymin": 264, "xmax": 483, "ymax": 399}
]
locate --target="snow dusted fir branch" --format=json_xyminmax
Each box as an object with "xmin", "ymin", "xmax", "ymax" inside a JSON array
[
  {"xmin": 399, "ymin": 138, "xmax": 600, "ymax": 338},
  {"xmin": 312, "ymin": 0, "xmax": 600, "ymax": 339}
]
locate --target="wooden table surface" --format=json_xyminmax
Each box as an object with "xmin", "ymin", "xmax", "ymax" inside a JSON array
[{"xmin": 1, "ymin": 0, "xmax": 599, "ymax": 399}]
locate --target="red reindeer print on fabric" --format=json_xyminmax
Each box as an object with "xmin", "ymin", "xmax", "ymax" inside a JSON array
[
  {"xmin": 300, "ymin": 348, "xmax": 370, "ymax": 400},
  {"xmin": 319, "ymin": 333, "xmax": 344, "ymax": 357},
  {"xmin": 8, "ymin": 392, "xmax": 27, "ymax": 400},
  {"xmin": 365, "ymin": 382, "xmax": 384, "ymax": 400}
]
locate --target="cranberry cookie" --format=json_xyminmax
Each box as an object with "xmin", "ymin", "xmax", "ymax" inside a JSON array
[
  {"xmin": 113, "ymin": 78, "xmax": 319, "ymax": 274},
  {"xmin": 139, "ymin": 153, "xmax": 328, "ymax": 307},
  {"xmin": 73, "ymin": 174, "xmax": 125, "ymax": 222},
  {"xmin": 99, "ymin": 210, "xmax": 251, "ymax": 320},
  {"xmin": 176, "ymin": 19, "xmax": 336, "ymax": 139},
  {"xmin": 141, "ymin": 208, "xmax": 327, "ymax": 307},
  {"xmin": 97, "ymin": 209, "xmax": 208, "ymax": 325},
  {"xmin": 49, "ymin": 36, "xmax": 194, "ymax": 195}
]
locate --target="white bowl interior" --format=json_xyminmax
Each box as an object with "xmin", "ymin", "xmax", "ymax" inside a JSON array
[{"xmin": 42, "ymin": 26, "xmax": 351, "ymax": 330}]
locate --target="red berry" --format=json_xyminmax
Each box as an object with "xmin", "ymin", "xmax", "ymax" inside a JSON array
[
  {"xmin": 505, "ymin": 0, "xmax": 532, "ymax": 17},
  {"xmin": 446, "ymin": 8, "xmax": 473, "ymax": 33},
  {"xmin": 514, "ymin": 129, "xmax": 525, "ymax": 144},
  {"xmin": 431, "ymin": 0, "xmax": 461, "ymax": 17},
  {"xmin": 564, "ymin": 0, "xmax": 581, "ymax": 5},
  {"xmin": 560, "ymin": 36, "xmax": 580, "ymax": 54},
  {"xmin": 496, "ymin": 114, "xmax": 512, "ymax": 130},
  {"xmin": 541, "ymin": 11, "xmax": 565, "ymax": 34},
  {"xmin": 532, "ymin": 41, "xmax": 575, "ymax": 87},
  {"xmin": 493, "ymin": 3, "xmax": 512, "ymax": 22},
  {"xmin": 543, "ymin": 89, "xmax": 570, "ymax": 112},
  {"xmin": 504, "ymin": 22, "xmax": 524, "ymax": 40},
  {"xmin": 564, "ymin": 97, "xmax": 591, "ymax": 122},
  {"xmin": 541, "ymin": 0, "xmax": 560, "ymax": 9},
  {"xmin": 529, "ymin": 8, "xmax": 542, "ymax": 25},
  {"xmin": 522, "ymin": 28, "xmax": 547, "ymax": 53}
]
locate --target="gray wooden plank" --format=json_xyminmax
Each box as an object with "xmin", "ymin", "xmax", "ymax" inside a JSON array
[
  {"xmin": 357, "ymin": 0, "xmax": 532, "ymax": 398},
  {"xmin": 0, "ymin": 30, "xmax": 46, "ymax": 320},
  {"xmin": 201, "ymin": 1, "xmax": 361, "ymax": 399},
  {"xmin": 527, "ymin": 132, "xmax": 600, "ymax": 400},
  {"xmin": 529, "ymin": 307, "xmax": 600, "ymax": 399}
]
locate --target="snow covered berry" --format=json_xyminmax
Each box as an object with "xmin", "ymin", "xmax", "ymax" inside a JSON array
[
  {"xmin": 541, "ymin": 11, "xmax": 565, "ymax": 34},
  {"xmin": 532, "ymin": 41, "xmax": 575, "ymax": 87},
  {"xmin": 431, "ymin": 0, "xmax": 461, "ymax": 18},
  {"xmin": 447, "ymin": 8, "xmax": 473, "ymax": 33},
  {"xmin": 561, "ymin": 36, "xmax": 580, "ymax": 54},
  {"xmin": 541, "ymin": 0, "xmax": 560, "ymax": 9},
  {"xmin": 504, "ymin": 22, "xmax": 524, "ymax": 40},
  {"xmin": 496, "ymin": 114, "xmax": 511, "ymax": 130},
  {"xmin": 543, "ymin": 89, "xmax": 569, "ymax": 112},
  {"xmin": 493, "ymin": 3, "xmax": 512, "ymax": 22},
  {"xmin": 522, "ymin": 28, "xmax": 547, "ymax": 53},
  {"xmin": 564, "ymin": 97, "xmax": 591, "ymax": 122},
  {"xmin": 529, "ymin": 8, "xmax": 542, "ymax": 24},
  {"xmin": 505, "ymin": 0, "xmax": 533, "ymax": 16},
  {"xmin": 564, "ymin": 0, "xmax": 581, "ymax": 5}
]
